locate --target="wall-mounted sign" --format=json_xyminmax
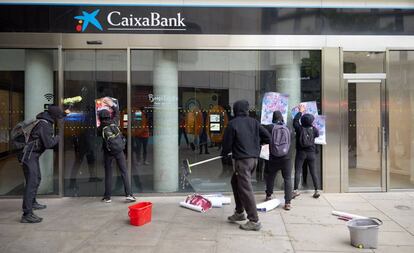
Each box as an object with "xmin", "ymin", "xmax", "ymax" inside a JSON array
[{"xmin": 0, "ymin": 4, "xmax": 413, "ymax": 35}]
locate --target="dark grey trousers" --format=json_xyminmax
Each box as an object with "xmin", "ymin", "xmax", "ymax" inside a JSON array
[
  {"xmin": 104, "ymin": 151, "xmax": 132, "ymax": 198},
  {"xmin": 231, "ymin": 158, "xmax": 259, "ymax": 222},
  {"xmin": 22, "ymin": 153, "xmax": 41, "ymax": 215}
]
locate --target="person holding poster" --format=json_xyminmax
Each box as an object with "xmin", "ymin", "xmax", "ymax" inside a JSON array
[
  {"xmin": 292, "ymin": 104, "xmax": 320, "ymax": 199},
  {"xmin": 98, "ymin": 97, "xmax": 136, "ymax": 203},
  {"xmin": 264, "ymin": 111, "xmax": 293, "ymax": 211}
]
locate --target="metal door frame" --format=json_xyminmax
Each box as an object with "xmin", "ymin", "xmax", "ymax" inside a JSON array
[{"xmin": 341, "ymin": 73, "xmax": 387, "ymax": 192}]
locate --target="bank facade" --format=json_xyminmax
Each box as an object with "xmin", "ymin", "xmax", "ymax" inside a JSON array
[{"xmin": 0, "ymin": 0, "xmax": 413, "ymax": 197}]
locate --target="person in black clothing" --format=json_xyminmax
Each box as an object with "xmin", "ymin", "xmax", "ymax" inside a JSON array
[
  {"xmin": 98, "ymin": 97, "xmax": 136, "ymax": 203},
  {"xmin": 198, "ymin": 110, "xmax": 209, "ymax": 155},
  {"xmin": 20, "ymin": 106, "xmax": 66, "ymax": 223},
  {"xmin": 264, "ymin": 111, "xmax": 293, "ymax": 210},
  {"xmin": 292, "ymin": 104, "xmax": 320, "ymax": 199},
  {"xmin": 221, "ymin": 100, "xmax": 271, "ymax": 231}
]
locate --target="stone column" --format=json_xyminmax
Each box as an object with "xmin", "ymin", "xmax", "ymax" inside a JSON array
[
  {"xmin": 25, "ymin": 50, "xmax": 54, "ymax": 194},
  {"xmin": 153, "ymin": 50, "xmax": 179, "ymax": 192},
  {"xmin": 275, "ymin": 51, "xmax": 302, "ymax": 188}
]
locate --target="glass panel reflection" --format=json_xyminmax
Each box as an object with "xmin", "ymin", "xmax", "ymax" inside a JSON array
[
  {"xmin": 389, "ymin": 51, "xmax": 414, "ymax": 189},
  {"xmin": 131, "ymin": 50, "xmax": 322, "ymax": 193},
  {"xmin": 63, "ymin": 50, "xmax": 127, "ymax": 196},
  {"xmin": 348, "ymin": 82, "xmax": 382, "ymax": 188}
]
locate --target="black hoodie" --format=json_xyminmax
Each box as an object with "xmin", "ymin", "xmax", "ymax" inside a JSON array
[
  {"xmin": 221, "ymin": 100, "xmax": 271, "ymax": 159},
  {"xmin": 30, "ymin": 111, "xmax": 60, "ymax": 153},
  {"xmin": 293, "ymin": 112, "xmax": 319, "ymax": 152}
]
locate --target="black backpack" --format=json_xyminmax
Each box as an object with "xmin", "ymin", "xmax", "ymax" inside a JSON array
[
  {"xmin": 11, "ymin": 119, "xmax": 46, "ymax": 150},
  {"xmin": 102, "ymin": 124, "xmax": 125, "ymax": 155},
  {"xmin": 299, "ymin": 127, "xmax": 314, "ymax": 148},
  {"xmin": 270, "ymin": 124, "xmax": 291, "ymax": 157}
]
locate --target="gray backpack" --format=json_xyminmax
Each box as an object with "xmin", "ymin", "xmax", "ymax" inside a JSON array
[{"xmin": 270, "ymin": 124, "xmax": 291, "ymax": 157}]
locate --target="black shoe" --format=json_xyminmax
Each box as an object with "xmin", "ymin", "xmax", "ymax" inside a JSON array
[
  {"xmin": 205, "ymin": 151, "xmax": 210, "ymax": 154},
  {"xmin": 265, "ymin": 195, "xmax": 272, "ymax": 201},
  {"xmin": 33, "ymin": 202, "xmax": 47, "ymax": 210},
  {"xmin": 21, "ymin": 213, "xmax": 43, "ymax": 223}
]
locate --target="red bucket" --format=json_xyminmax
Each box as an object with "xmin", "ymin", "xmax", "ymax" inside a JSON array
[{"xmin": 128, "ymin": 202, "xmax": 152, "ymax": 226}]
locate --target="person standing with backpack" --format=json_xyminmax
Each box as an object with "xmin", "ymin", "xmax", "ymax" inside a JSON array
[
  {"xmin": 293, "ymin": 104, "xmax": 320, "ymax": 199},
  {"xmin": 264, "ymin": 111, "xmax": 293, "ymax": 210},
  {"xmin": 98, "ymin": 97, "xmax": 136, "ymax": 203},
  {"xmin": 14, "ymin": 106, "xmax": 66, "ymax": 223},
  {"xmin": 222, "ymin": 100, "xmax": 270, "ymax": 231}
]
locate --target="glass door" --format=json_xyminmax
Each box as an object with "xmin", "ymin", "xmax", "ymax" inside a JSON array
[{"xmin": 342, "ymin": 74, "xmax": 387, "ymax": 192}]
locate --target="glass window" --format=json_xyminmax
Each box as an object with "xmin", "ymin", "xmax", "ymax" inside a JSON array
[
  {"xmin": 63, "ymin": 50, "xmax": 127, "ymax": 196},
  {"xmin": 343, "ymin": 51, "xmax": 385, "ymax": 73},
  {"xmin": 388, "ymin": 50, "xmax": 414, "ymax": 189},
  {"xmin": 0, "ymin": 49, "xmax": 58, "ymax": 196},
  {"xmin": 131, "ymin": 50, "xmax": 321, "ymax": 193}
]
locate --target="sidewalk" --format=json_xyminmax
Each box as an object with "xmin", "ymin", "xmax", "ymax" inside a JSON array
[{"xmin": 1, "ymin": 192, "xmax": 414, "ymax": 253}]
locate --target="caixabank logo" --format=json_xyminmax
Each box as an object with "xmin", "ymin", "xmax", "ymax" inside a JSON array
[
  {"xmin": 74, "ymin": 8, "xmax": 187, "ymax": 32},
  {"xmin": 75, "ymin": 9, "xmax": 103, "ymax": 32}
]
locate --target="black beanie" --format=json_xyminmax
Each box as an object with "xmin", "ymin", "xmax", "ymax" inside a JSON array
[
  {"xmin": 48, "ymin": 106, "xmax": 65, "ymax": 119},
  {"xmin": 272, "ymin": 111, "xmax": 284, "ymax": 123}
]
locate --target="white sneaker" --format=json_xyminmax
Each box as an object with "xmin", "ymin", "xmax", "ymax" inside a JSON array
[
  {"xmin": 102, "ymin": 197, "xmax": 111, "ymax": 203},
  {"xmin": 126, "ymin": 195, "xmax": 136, "ymax": 202}
]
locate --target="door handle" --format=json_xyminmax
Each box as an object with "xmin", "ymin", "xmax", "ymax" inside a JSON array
[{"xmin": 377, "ymin": 127, "xmax": 380, "ymax": 152}]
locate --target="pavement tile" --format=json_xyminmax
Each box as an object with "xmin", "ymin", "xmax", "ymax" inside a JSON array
[
  {"xmin": 378, "ymin": 231, "xmax": 414, "ymax": 246},
  {"xmin": 361, "ymin": 192, "xmax": 413, "ymax": 201},
  {"xmin": 75, "ymin": 243, "xmax": 155, "ymax": 253},
  {"xmin": 163, "ymin": 223, "xmax": 218, "ymax": 241},
  {"xmin": 216, "ymin": 234, "xmax": 293, "ymax": 253},
  {"xmin": 281, "ymin": 206, "xmax": 344, "ymax": 225},
  {"xmin": 324, "ymin": 193, "xmax": 367, "ymax": 203},
  {"xmin": 285, "ymin": 223, "xmax": 372, "ymax": 252},
  {"xmin": 366, "ymin": 199, "xmax": 414, "ymax": 217},
  {"xmin": 86, "ymin": 220, "xmax": 169, "ymax": 247},
  {"xmin": 327, "ymin": 201, "xmax": 378, "ymax": 212},
  {"xmin": 3, "ymin": 230, "xmax": 93, "ymax": 253},
  {"xmin": 373, "ymin": 245, "xmax": 414, "ymax": 253},
  {"xmin": 156, "ymin": 239, "xmax": 216, "ymax": 253}
]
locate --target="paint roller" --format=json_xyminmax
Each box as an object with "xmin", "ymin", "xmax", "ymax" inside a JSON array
[{"xmin": 180, "ymin": 153, "xmax": 232, "ymax": 189}]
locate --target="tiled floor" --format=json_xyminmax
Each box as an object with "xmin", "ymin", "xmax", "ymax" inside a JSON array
[{"xmin": 0, "ymin": 192, "xmax": 414, "ymax": 253}]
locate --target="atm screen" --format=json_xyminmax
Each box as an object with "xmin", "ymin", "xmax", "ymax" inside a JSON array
[{"xmin": 210, "ymin": 123, "xmax": 220, "ymax": 132}]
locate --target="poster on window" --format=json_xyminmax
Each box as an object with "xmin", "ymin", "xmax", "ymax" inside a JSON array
[
  {"xmin": 260, "ymin": 92, "xmax": 289, "ymax": 125},
  {"xmin": 313, "ymin": 115, "xmax": 326, "ymax": 145},
  {"xmin": 291, "ymin": 101, "xmax": 319, "ymax": 119},
  {"xmin": 95, "ymin": 97, "xmax": 119, "ymax": 127}
]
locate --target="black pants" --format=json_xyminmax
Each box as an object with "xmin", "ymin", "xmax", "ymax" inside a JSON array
[
  {"xmin": 135, "ymin": 137, "xmax": 148, "ymax": 162},
  {"xmin": 294, "ymin": 151, "xmax": 319, "ymax": 190},
  {"xmin": 104, "ymin": 151, "xmax": 132, "ymax": 198},
  {"xmin": 22, "ymin": 153, "xmax": 41, "ymax": 215},
  {"xmin": 231, "ymin": 158, "xmax": 259, "ymax": 222},
  {"xmin": 266, "ymin": 158, "xmax": 292, "ymax": 204}
]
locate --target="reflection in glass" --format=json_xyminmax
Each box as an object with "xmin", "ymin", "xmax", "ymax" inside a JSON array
[
  {"xmin": 344, "ymin": 51, "xmax": 385, "ymax": 73},
  {"xmin": 348, "ymin": 82, "xmax": 382, "ymax": 188},
  {"xmin": 63, "ymin": 50, "xmax": 127, "ymax": 196},
  {"xmin": 389, "ymin": 51, "xmax": 414, "ymax": 189},
  {"xmin": 0, "ymin": 49, "xmax": 58, "ymax": 196},
  {"xmin": 131, "ymin": 50, "xmax": 321, "ymax": 193}
]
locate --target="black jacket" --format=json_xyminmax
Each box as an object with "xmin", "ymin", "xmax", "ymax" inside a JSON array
[
  {"xmin": 98, "ymin": 105, "xmax": 121, "ymax": 151},
  {"xmin": 31, "ymin": 111, "xmax": 59, "ymax": 154},
  {"xmin": 221, "ymin": 100, "xmax": 271, "ymax": 160},
  {"xmin": 293, "ymin": 112, "xmax": 319, "ymax": 152}
]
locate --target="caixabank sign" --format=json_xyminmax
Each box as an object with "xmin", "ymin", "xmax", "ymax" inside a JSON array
[
  {"xmin": 0, "ymin": 4, "xmax": 413, "ymax": 35},
  {"xmin": 74, "ymin": 9, "xmax": 186, "ymax": 32}
]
